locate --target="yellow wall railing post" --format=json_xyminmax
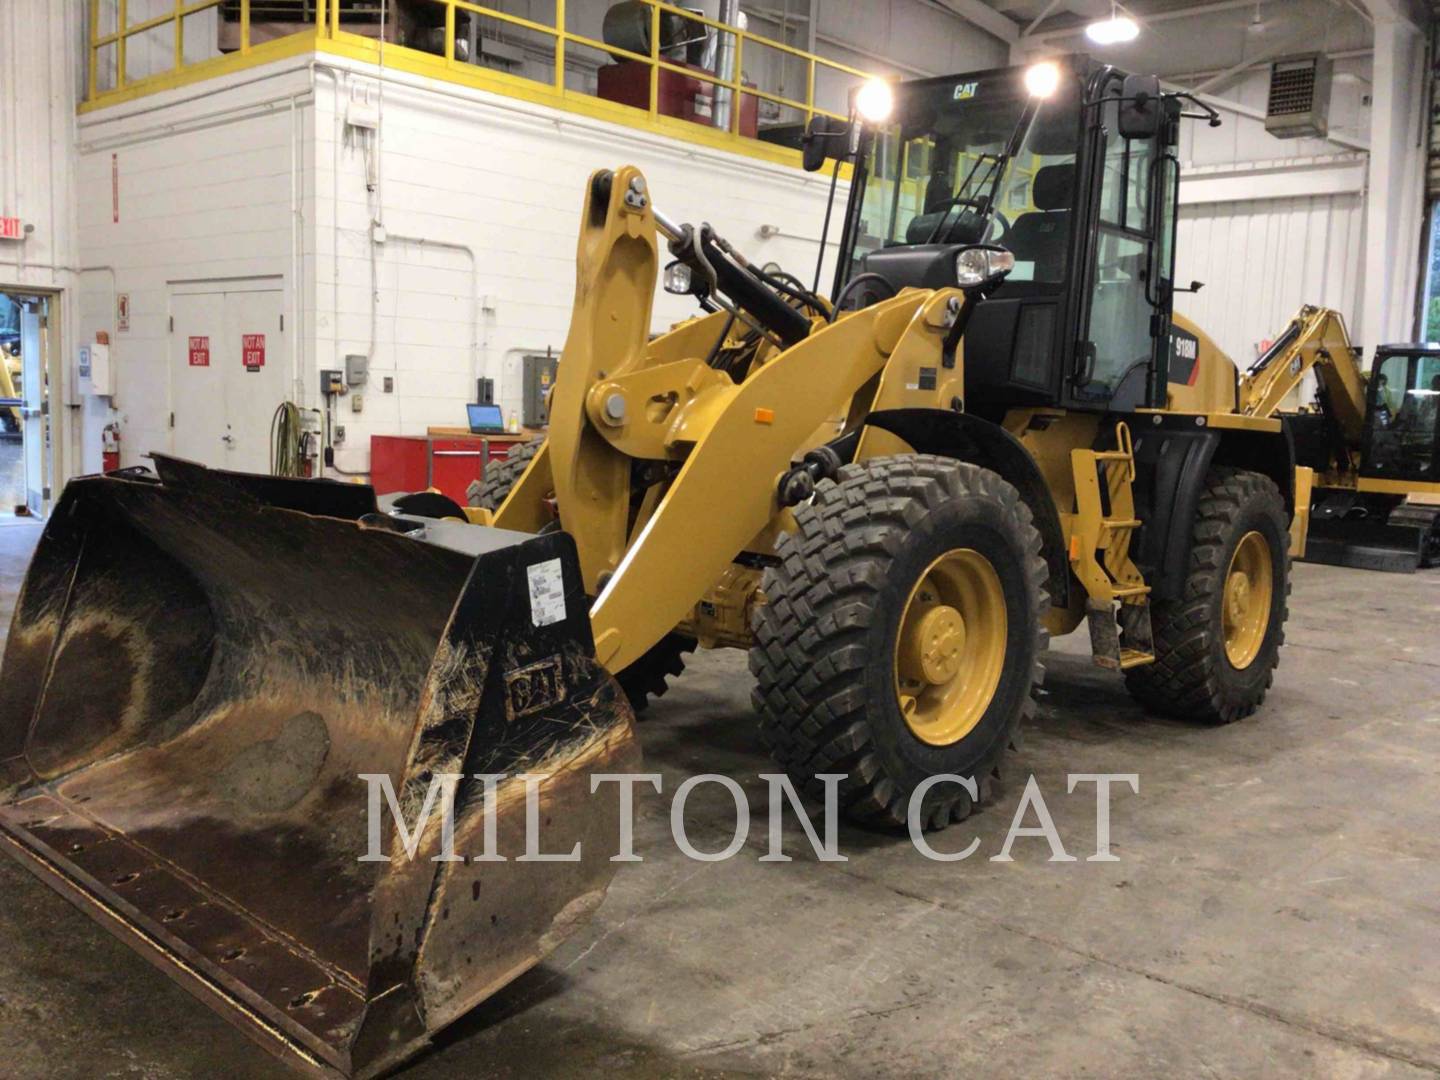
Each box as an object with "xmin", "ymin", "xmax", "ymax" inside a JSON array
[
  {"xmin": 806, "ymin": 56, "xmax": 815, "ymax": 125},
  {"xmin": 554, "ymin": 0, "xmax": 566, "ymax": 93},
  {"xmin": 240, "ymin": 0, "xmax": 251, "ymax": 55},
  {"xmin": 88, "ymin": 0, "xmax": 99, "ymax": 100},
  {"xmin": 315, "ymin": 0, "xmax": 327, "ymax": 35},
  {"xmin": 444, "ymin": 0, "xmax": 455, "ymax": 63},
  {"xmin": 117, "ymin": 0, "xmax": 127, "ymax": 88},
  {"xmin": 730, "ymin": 31, "xmax": 743, "ymax": 135},
  {"xmin": 648, "ymin": 0, "xmax": 660, "ymax": 119},
  {"xmin": 173, "ymin": 0, "xmax": 183, "ymax": 72}
]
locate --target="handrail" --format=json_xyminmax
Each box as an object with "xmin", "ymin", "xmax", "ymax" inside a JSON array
[{"xmin": 83, "ymin": 0, "xmax": 871, "ymax": 166}]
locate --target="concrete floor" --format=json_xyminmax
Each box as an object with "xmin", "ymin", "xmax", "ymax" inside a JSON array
[{"xmin": 0, "ymin": 517, "xmax": 1437, "ymax": 1079}]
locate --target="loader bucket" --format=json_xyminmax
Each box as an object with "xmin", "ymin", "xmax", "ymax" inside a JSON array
[
  {"xmin": 0, "ymin": 458, "xmax": 638, "ymax": 1078},
  {"xmin": 1301, "ymin": 515, "xmax": 1424, "ymax": 573}
]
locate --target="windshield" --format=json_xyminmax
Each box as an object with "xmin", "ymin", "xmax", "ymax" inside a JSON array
[{"xmin": 856, "ymin": 69, "xmax": 1081, "ymax": 283}]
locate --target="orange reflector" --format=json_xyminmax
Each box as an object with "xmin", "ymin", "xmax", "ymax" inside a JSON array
[
  {"xmin": 1069, "ymin": 534, "xmax": 1080, "ymax": 560},
  {"xmin": 754, "ymin": 407, "xmax": 775, "ymax": 425}
]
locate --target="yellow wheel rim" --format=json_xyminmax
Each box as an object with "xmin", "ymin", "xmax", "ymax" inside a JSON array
[
  {"xmin": 1222, "ymin": 530, "xmax": 1273, "ymax": 670},
  {"xmin": 894, "ymin": 548, "xmax": 1007, "ymax": 747}
]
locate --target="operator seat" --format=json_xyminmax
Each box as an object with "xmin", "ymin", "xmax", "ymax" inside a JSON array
[{"xmin": 1002, "ymin": 162, "xmax": 1074, "ymax": 282}]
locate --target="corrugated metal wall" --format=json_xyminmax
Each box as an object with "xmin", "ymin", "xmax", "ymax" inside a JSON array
[{"xmin": 1175, "ymin": 192, "xmax": 1366, "ymax": 366}]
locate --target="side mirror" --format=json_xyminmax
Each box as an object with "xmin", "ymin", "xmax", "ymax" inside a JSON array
[
  {"xmin": 801, "ymin": 115, "xmax": 851, "ymax": 172},
  {"xmin": 1118, "ymin": 74, "xmax": 1162, "ymax": 140}
]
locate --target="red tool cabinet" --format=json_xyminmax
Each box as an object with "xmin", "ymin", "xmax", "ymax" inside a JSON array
[{"xmin": 370, "ymin": 432, "xmax": 528, "ymax": 505}]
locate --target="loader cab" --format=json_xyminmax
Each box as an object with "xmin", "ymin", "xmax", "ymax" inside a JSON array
[
  {"xmin": 829, "ymin": 57, "xmax": 1188, "ymax": 417},
  {"xmin": 1361, "ymin": 345, "xmax": 1440, "ymax": 484}
]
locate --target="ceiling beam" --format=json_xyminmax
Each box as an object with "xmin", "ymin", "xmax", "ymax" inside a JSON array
[
  {"xmin": 1188, "ymin": 25, "xmax": 1319, "ymax": 94},
  {"xmin": 1360, "ymin": 0, "xmax": 1427, "ymax": 27},
  {"xmin": 1022, "ymin": 0, "xmax": 1373, "ymax": 44},
  {"xmin": 1021, "ymin": 0, "xmax": 1067, "ymax": 37},
  {"xmin": 922, "ymin": 0, "xmax": 1021, "ymax": 43},
  {"xmin": 1163, "ymin": 80, "xmax": 1371, "ymax": 152}
]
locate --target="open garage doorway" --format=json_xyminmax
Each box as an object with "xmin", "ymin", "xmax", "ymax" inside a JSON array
[{"xmin": 0, "ymin": 290, "xmax": 54, "ymax": 519}]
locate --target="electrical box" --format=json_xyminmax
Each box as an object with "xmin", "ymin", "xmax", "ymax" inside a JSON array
[
  {"xmin": 476, "ymin": 377, "xmax": 495, "ymax": 404},
  {"xmin": 320, "ymin": 369, "xmax": 344, "ymax": 396},
  {"xmin": 345, "ymin": 353, "xmax": 369, "ymax": 386},
  {"xmin": 84, "ymin": 342, "xmax": 114, "ymax": 396},
  {"xmin": 1265, "ymin": 55, "xmax": 1332, "ymax": 139},
  {"xmin": 523, "ymin": 352, "xmax": 559, "ymax": 428}
]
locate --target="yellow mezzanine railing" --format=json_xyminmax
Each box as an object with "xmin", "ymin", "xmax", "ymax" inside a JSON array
[{"xmin": 85, "ymin": 0, "xmax": 874, "ymax": 170}]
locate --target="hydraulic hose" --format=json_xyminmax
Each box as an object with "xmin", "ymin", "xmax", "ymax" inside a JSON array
[{"xmin": 270, "ymin": 401, "xmax": 305, "ymax": 477}]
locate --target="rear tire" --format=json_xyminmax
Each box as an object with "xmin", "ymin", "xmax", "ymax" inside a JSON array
[
  {"xmin": 751, "ymin": 455, "xmax": 1048, "ymax": 830},
  {"xmin": 1124, "ymin": 467, "xmax": 1289, "ymax": 724},
  {"xmin": 467, "ymin": 435, "xmax": 545, "ymax": 509}
]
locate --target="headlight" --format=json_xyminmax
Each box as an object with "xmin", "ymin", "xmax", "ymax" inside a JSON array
[
  {"xmin": 855, "ymin": 79, "xmax": 895, "ymax": 125},
  {"xmin": 1023, "ymin": 61, "xmax": 1061, "ymax": 100},
  {"xmin": 955, "ymin": 247, "xmax": 1016, "ymax": 289},
  {"xmin": 663, "ymin": 261, "xmax": 694, "ymax": 295}
]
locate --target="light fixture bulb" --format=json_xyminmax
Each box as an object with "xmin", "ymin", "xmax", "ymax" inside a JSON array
[
  {"xmin": 855, "ymin": 78, "xmax": 895, "ymax": 124},
  {"xmin": 1023, "ymin": 61, "xmax": 1061, "ymax": 99},
  {"xmin": 1085, "ymin": 15, "xmax": 1139, "ymax": 44}
]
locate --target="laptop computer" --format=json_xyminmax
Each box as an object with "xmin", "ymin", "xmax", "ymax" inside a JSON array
[{"xmin": 467, "ymin": 402, "xmax": 507, "ymax": 435}]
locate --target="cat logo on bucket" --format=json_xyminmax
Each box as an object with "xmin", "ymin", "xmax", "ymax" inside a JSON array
[{"xmin": 952, "ymin": 82, "xmax": 978, "ymax": 100}]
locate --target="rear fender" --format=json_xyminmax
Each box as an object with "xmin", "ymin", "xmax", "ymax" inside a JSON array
[
  {"xmin": 862, "ymin": 408, "xmax": 1068, "ymax": 608},
  {"xmin": 1130, "ymin": 422, "xmax": 1295, "ymax": 600}
]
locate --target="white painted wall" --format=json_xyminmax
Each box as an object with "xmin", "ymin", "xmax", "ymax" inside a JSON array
[
  {"xmin": 74, "ymin": 64, "xmax": 315, "ymax": 472},
  {"xmin": 1175, "ymin": 192, "xmax": 1365, "ymax": 366},
  {"xmin": 0, "ymin": 0, "xmax": 85, "ymax": 490},
  {"xmin": 1171, "ymin": 61, "xmax": 1376, "ymax": 372},
  {"xmin": 70, "ymin": 54, "xmax": 850, "ymax": 476},
  {"xmin": 313, "ymin": 57, "xmax": 849, "ymax": 474},
  {"xmin": 1176, "ymin": 59, "xmax": 1373, "ymax": 167}
]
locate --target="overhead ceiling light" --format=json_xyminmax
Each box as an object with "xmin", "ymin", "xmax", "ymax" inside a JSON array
[{"xmin": 1085, "ymin": 13, "xmax": 1139, "ymax": 45}]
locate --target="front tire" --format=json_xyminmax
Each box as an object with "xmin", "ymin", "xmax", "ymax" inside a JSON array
[
  {"xmin": 466, "ymin": 435, "xmax": 545, "ymax": 509},
  {"xmin": 1125, "ymin": 467, "xmax": 1289, "ymax": 724},
  {"xmin": 751, "ymin": 456, "xmax": 1048, "ymax": 830}
]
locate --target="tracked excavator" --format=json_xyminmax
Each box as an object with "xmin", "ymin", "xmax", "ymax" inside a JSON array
[
  {"xmin": 0, "ymin": 57, "xmax": 1311, "ymax": 1076},
  {"xmin": 1236, "ymin": 305, "xmax": 1440, "ymax": 571}
]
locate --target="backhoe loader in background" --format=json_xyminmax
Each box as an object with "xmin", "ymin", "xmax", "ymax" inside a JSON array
[
  {"xmin": 0, "ymin": 56, "xmax": 1308, "ymax": 1077},
  {"xmin": 1236, "ymin": 305, "xmax": 1440, "ymax": 571}
]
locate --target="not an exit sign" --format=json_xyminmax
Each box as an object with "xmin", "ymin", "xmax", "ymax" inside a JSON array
[{"xmin": 0, "ymin": 217, "xmax": 24, "ymax": 241}]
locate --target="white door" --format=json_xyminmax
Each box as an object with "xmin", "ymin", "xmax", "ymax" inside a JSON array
[
  {"xmin": 19, "ymin": 308, "xmax": 46, "ymax": 516},
  {"xmin": 222, "ymin": 288, "xmax": 286, "ymax": 474},
  {"xmin": 170, "ymin": 285, "xmax": 285, "ymax": 473},
  {"xmin": 170, "ymin": 291, "xmax": 227, "ymax": 465}
]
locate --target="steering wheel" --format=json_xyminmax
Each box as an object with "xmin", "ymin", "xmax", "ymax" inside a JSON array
[{"xmin": 925, "ymin": 197, "xmax": 1011, "ymax": 244}]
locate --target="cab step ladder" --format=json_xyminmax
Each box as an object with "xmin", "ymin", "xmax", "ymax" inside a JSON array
[{"xmin": 1070, "ymin": 422, "xmax": 1155, "ymax": 671}]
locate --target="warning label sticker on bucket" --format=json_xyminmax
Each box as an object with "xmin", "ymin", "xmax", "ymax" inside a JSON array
[{"xmin": 527, "ymin": 558, "xmax": 566, "ymax": 627}]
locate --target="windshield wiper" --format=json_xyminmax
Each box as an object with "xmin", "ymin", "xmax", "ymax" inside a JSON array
[{"xmin": 920, "ymin": 97, "xmax": 1041, "ymax": 246}]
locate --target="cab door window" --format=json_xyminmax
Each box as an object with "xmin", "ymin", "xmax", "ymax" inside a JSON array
[{"xmin": 1079, "ymin": 95, "xmax": 1155, "ymax": 398}]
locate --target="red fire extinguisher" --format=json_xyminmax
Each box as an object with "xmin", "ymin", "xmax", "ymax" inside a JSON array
[{"xmin": 102, "ymin": 423, "xmax": 120, "ymax": 473}]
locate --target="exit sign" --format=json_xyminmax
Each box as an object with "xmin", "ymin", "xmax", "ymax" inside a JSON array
[{"xmin": 0, "ymin": 217, "xmax": 23, "ymax": 241}]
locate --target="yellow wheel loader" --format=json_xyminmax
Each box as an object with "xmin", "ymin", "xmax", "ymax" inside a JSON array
[
  {"xmin": 1236, "ymin": 305, "xmax": 1440, "ymax": 570},
  {"xmin": 0, "ymin": 57, "xmax": 1307, "ymax": 1076}
]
